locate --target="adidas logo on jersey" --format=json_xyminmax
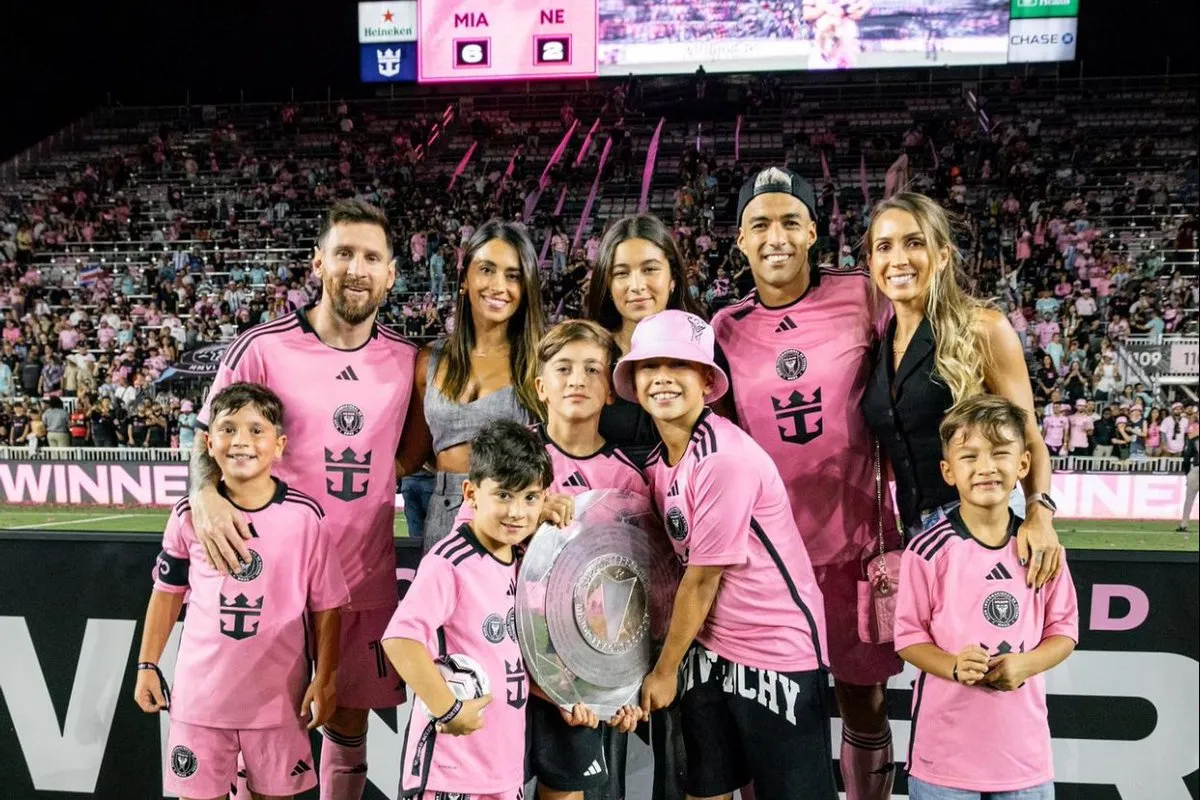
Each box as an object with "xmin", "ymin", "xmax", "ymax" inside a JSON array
[
  {"xmin": 336, "ymin": 366, "xmax": 359, "ymax": 381},
  {"xmin": 775, "ymin": 316, "xmax": 798, "ymax": 333},
  {"xmin": 583, "ymin": 759, "xmax": 603, "ymax": 777},
  {"xmin": 986, "ymin": 563, "xmax": 1013, "ymax": 581},
  {"xmin": 667, "ymin": 480, "xmax": 680, "ymax": 497},
  {"xmin": 290, "ymin": 759, "xmax": 313, "ymax": 777},
  {"xmin": 563, "ymin": 471, "xmax": 588, "ymax": 489}
]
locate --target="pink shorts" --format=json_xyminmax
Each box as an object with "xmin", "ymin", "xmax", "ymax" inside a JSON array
[
  {"xmin": 338, "ymin": 605, "xmax": 407, "ymax": 710},
  {"xmin": 420, "ymin": 789, "xmax": 524, "ymax": 800},
  {"xmin": 164, "ymin": 719, "xmax": 315, "ymax": 797},
  {"xmin": 813, "ymin": 560, "xmax": 903, "ymax": 686}
]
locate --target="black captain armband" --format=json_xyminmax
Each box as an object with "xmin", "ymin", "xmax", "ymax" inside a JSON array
[{"xmin": 155, "ymin": 551, "xmax": 190, "ymax": 588}]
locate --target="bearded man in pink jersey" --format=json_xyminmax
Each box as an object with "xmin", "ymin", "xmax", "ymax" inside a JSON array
[
  {"xmin": 711, "ymin": 168, "xmax": 901, "ymax": 800},
  {"xmin": 189, "ymin": 200, "xmax": 426, "ymax": 800}
]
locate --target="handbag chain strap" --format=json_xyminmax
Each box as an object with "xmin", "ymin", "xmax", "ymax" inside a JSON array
[{"xmin": 874, "ymin": 439, "xmax": 886, "ymax": 561}]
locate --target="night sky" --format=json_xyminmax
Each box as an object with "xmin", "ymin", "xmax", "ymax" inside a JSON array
[{"xmin": 0, "ymin": 0, "xmax": 1193, "ymax": 161}]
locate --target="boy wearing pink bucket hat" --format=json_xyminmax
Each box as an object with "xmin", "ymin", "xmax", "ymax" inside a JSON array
[{"xmin": 616, "ymin": 309, "xmax": 836, "ymax": 800}]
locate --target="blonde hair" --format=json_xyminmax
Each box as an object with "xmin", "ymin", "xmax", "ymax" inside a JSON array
[
  {"xmin": 865, "ymin": 192, "xmax": 991, "ymax": 404},
  {"xmin": 537, "ymin": 320, "xmax": 618, "ymax": 373},
  {"xmin": 940, "ymin": 394, "xmax": 1028, "ymax": 454}
]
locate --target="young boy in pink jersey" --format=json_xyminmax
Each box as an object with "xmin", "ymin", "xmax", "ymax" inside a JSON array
[
  {"xmin": 134, "ymin": 382, "xmax": 350, "ymax": 800},
  {"xmin": 614, "ymin": 310, "xmax": 836, "ymax": 800},
  {"xmin": 383, "ymin": 421, "xmax": 598, "ymax": 800},
  {"xmin": 896, "ymin": 395, "xmax": 1078, "ymax": 799}
]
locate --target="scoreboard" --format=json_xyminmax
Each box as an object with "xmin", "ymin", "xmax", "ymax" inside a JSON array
[{"xmin": 416, "ymin": 0, "xmax": 598, "ymax": 83}]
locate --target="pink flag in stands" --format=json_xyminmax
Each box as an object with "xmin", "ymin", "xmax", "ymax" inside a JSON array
[
  {"xmin": 575, "ymin": 137, "xmax": 614, "ymax": 251},
  {"xmin": 449, "ymin": 142, "xmax": 478, "ymax": 190},
  {"xmin": 639, "ymin": 118, "xmax": 665, "ymax": 213}
]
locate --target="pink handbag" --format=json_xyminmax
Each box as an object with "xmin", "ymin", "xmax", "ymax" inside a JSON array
[{"xmin": 858, "ymin": 442, "xmax": 902, "ymax": 645}]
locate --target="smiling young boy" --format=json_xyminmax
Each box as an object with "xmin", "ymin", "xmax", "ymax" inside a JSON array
[
  {"xmin": 614, "ymin": 310, "xmax": 835, "ymax": 800},
  {"xmin": 385, "ymin": 421, "xmax": 591, "ymax": 800},
  {"xmin": 895, "ymin": 395, "xmax": 1079, "ymax": 800},
  {"xmin": 450, "ymin": 320, "xmax": 646, "ymax": 800},
  {"xmin": 133, "ymin": 382, "xmax": 349, "ymax": 800}
]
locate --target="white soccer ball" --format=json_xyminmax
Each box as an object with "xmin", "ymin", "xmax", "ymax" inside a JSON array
[{"xmin": 418, "ymin": 653, "xmax": 490, "ymax": 720}]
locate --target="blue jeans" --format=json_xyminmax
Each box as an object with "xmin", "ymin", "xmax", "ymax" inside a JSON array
[
  {"xmin": 908, "ymin": 776, "xmax": 1054, "ymax": 800},
  {"xmin": 400, "ymin": 471, "xmax": 435, "ymax": 540}
]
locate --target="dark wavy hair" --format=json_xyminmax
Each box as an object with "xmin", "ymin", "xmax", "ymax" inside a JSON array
[
  {"xmin": 440, "ymin": 220, "xmax": 546, "ymax": 417},
  {"xmin": 469, "ymin": 420, "xmax": 554, "ymax": 491},
  {"xmin": 585, "ymin": 214, "xmax": 703, "ymax": 332}
]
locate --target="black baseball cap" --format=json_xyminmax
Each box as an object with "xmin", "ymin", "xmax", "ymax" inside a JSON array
[{"xmin": 736, "ymin": 167, "xmax": 818, "ymax": 227}]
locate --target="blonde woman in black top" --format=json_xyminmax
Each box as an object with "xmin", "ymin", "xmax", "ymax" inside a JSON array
[{"xmin": 860, "ymin": 192, "xmax": 1062, "ymax": 587}]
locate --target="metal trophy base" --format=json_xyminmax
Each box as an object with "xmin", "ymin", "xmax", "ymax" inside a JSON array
[{"xmin": 516, "ymin": 489, "xmax": 680, "ymax": 718}]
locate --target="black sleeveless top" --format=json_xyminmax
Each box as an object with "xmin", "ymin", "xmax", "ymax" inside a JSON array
[
  {"xmin": 599, "ymin": 395, "xmax": 661, "ymax": 469},
  {"xmin": 861, "ymin": 315, "xmax": 957, "ymax": 530}
]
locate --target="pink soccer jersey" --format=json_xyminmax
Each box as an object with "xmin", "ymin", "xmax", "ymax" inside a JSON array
[
  {"xmin": 644, "ymin": 410, "xmax": 828, "ymax": 673},
  {"xmin": 198, "ymin": 308, "xmax": 417, "ymax": 611},
  {"xmin": 895, "ymin": 510, "xmax": 1079, "ymax": 791},
  {"xmin": 153, "ymin": 480, "xmax": 351, "ymax": 729},
  {"xmin": 451, "ymin": 424, "xmax": 648, "ymax": 528},
  {"xmin": 384, "ymin": 525, "xmax": 528, "ymax": 796},
  {"xmin": 712, "ymin": 266, "xmax": 898, "ymax": 567}
]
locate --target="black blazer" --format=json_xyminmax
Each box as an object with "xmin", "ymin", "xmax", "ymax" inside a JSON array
[{"xmin": 862, "ymin": 315, "xmax": 957, "ymax": 530}]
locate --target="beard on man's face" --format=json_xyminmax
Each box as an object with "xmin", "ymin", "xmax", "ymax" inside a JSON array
[{"xmin": 325, "ymin": 274, "xmax": 385, "ymax": 325}]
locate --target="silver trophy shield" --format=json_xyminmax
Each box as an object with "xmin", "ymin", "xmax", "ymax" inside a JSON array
[{"xmin": 517, "ymin": 488, "xmax": 680, "ymax": 717}]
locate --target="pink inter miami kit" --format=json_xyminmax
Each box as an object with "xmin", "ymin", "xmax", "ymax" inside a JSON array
[
  {"xmin": 384, "ymin": 525, "xmax": 528, "ymax": 798},
  {"xmin": 451, "ymin": 423, "xmax": 647, "ymax": 529},
  {"xmin": 712, "ymin": 266, "xmax": 902, "ymax": 686},
  {"xmin": 153, "ymin": 481, "xmax": 350, "ymax": 797},
  {"xmin": 644, "ymin": 409, "xmax": 827, "ymax": 673},
  {"xmin": 895, "ymin": 510, "xmax": 1079, "ymax": 792},
  {"xmin": 199, "ymin": 306, "xmax": 417, "ymax": 709}
]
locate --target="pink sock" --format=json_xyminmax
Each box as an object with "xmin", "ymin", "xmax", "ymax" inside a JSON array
[
  {"xmin": 840, "ymin": 726, "xmax": 894, "ymax": 800},
  {"xmin": 320, "ymin": 728, "xmax": 368, "ymax": 800}
]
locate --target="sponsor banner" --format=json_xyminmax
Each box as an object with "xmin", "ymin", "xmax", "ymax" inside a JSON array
[
  {"xmin": 358, "ymin": 0, "xmax": 417, "ymax": 43},
  {"xmin": 361, "ymin": 41, "xmax": 418, "ymax": 83},
  {"xmin": 1007, "ymin": 16, "xmax": 1078, "ymax": 62},
  {"xmin": 0, "ymin": 532, "xmax": 1195, "ymax": 799},
  {"xmin": 156, "ymin": 343, "xmax": 229, "ymax": 383},
  {"xmin": 1010, "ymin": 0, "xmax": 1081, "ymax": 18},
  {"xmin": 2, "ymin": 460, "xmax": 1194, "ymax": 521}
]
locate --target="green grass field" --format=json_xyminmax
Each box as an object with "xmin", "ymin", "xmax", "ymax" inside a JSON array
[{"xmin": 0, "ymin": 505, "xmax": 1196, "ymax": 551}]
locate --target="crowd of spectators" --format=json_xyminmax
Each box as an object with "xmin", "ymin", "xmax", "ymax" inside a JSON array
[{"xmin": 1, "ymin": 73, "xmax": 1196, "ymax": 466}]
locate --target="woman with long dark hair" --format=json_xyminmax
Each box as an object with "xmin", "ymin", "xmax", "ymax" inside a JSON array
[
  {"xmin": 585, "ymin": 213, "xmax": 702, "ymax": 466},
  {"xmin": 409, "ymin": 220, "xmax": 548, "ymax": 551}
]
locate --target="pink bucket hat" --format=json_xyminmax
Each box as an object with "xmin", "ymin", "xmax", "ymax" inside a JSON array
[{"xmin": 613, "ymin": 311, "xmax": 729, "ymax": 404}]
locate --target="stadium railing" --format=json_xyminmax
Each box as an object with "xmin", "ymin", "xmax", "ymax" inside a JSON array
[
  {"xmin": 0, "ymin": 446, "xmax": 188, "ymax": 462},
  {"xmin": 1048, "ymin": 455, "xmax": 1188, "ymax": 474}
]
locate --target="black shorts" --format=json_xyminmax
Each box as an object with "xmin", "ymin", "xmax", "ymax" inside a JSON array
[
  {"xmin": 679, "ymin": 645, "xmax": 836, "ymax": 800},
  {"xmin": 526, "ymin": 695, "xmax": 608, "ymax": 791}
]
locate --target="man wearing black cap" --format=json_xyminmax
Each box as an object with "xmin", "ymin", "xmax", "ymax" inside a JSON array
[{"xmin": 711, "ymin": 166, "xmax": 901, "ymax": 800}]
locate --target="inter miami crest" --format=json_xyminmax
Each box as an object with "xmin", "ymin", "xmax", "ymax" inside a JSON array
[
  {"xmin": 983, "ymin": 590, "xmax": 1020, "ymax": 628},
  {"xmin": 687, "ymin": 314, "xmax": 707, "ymax": 341},
  {"xmin": 230, "ymin": 549, "xmax": 263, "ymax": 583},
  {"xmin": 506, "ymin": 607, "xmax": 518, "ymax": 642},
  {"xmin": 332, "ymin": 403, "xmax": 364, "ymax": 436},
  {"xmin": 171, "ymin": 745, "xmax": 198, "ymax": 777},
  {"xmin": 775, "ymin": 349, "xmax": 808, "ymax": 381},
  {"xmin": 666, "ymin": 507, "xmax": 689, "ymax": 542},
  {"xmin": 482, "ymin": 613, "xmax": 507, "ymax": 644}
]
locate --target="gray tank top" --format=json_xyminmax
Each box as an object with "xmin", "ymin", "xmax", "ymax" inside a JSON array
[{"xmin": 424, "ymin": 340, "xmax": 530, "ymax": 453}]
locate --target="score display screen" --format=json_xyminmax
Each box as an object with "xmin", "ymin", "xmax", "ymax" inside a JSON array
[{"xmin": 417, "ymin": 0, "xmax": 599, "ymax": 83}]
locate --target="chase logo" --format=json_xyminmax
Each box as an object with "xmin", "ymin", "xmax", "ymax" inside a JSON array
[{"xmin": 360, "ymin": 42, "xmax": 417, "ymax": 83}]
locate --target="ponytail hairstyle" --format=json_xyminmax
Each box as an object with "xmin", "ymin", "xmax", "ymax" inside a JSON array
[{"xmin": 865, "ymin": 192, "xmax": 992, "ymax": 405}]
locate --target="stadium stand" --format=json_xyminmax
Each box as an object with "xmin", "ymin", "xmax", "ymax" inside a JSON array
[{"xmin": 1, "ymin": 70, "xmax": 1196, "ymax": 470}]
